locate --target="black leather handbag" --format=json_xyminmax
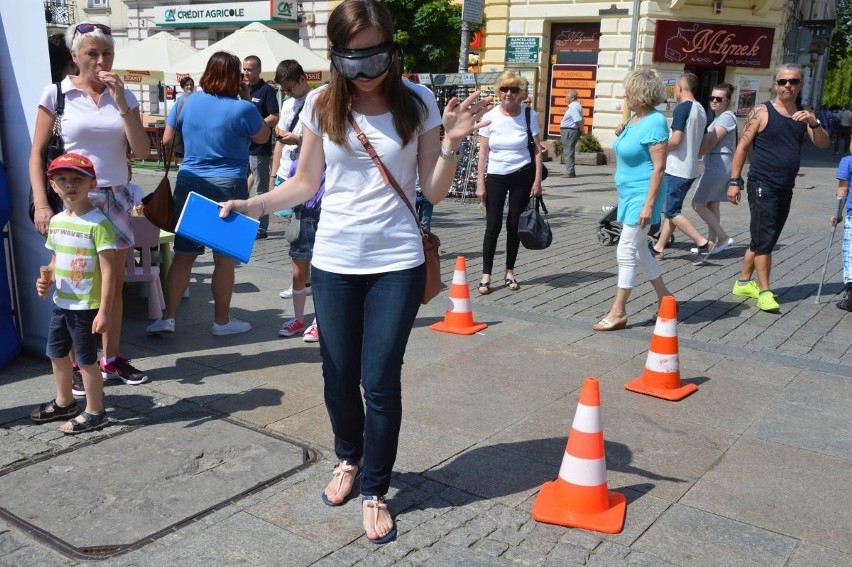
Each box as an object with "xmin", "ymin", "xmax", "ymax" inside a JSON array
[
  {"xmin": 28, "ymin": 82, "xmax": 65, "ymax": 222},
  {"xmin": 518, "ymin": 196, "xmax": 553, "ymax": 250}
]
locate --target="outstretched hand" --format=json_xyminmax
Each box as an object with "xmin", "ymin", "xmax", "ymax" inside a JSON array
[{"xmin": 442, "ymin": 91, "xmax": 493, "ymax": 146}]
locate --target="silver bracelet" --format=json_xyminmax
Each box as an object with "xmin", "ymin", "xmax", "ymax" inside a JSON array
[{"xmin": 439, "ymin": 145, "xmax": 460, "ymax": 161}]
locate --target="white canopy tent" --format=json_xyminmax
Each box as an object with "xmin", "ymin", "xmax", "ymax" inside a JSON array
[
  {"xmin": 113, "ymin": 32, "xmax": 198, "ymax": 86},
  {"xmin": 164, "ymin": 22, "xmax": 329, "ymax": 83}
]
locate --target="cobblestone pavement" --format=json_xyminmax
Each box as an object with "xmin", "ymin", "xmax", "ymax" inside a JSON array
[{"xmin": 1, "ymin": 143, "xmax": 850, "ymax": 565}]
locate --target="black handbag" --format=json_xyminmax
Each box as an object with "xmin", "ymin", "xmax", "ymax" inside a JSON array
[
  {"xmin": 28, "ymin": 82, "xmax": 65, "ymax": 222},
  {"xmin": 518, "ymin": 196, "xmax": 553, "ymax": 250},
  {"xmin": 524, "ymin": 106, "xmax": 548, "ymax": 181}
]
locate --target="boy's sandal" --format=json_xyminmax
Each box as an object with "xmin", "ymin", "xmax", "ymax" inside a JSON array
[
  {"xmin": 321, "ymin": 460, "xmax": 361, "ymax": 507},
  {"xmin": 505, "ymin": 278, "xmax": 520, "ymax": 291},
  {"xmin": 363, "ymin": 495, "xmax": 397, "ymax": 545},
  {"xmin": 30, "ymin": 399, "xmax": 80, "ymax": 423},
  {"xmin": 61, "ymin": 410, "xmax": 107, "ymax": 435},
  {"xmin": 477, "ymin": 281, "xmax": 492, "ymax": 295}
]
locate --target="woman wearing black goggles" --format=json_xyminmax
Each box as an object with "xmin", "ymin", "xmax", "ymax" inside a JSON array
[{"xmin": 219, "ymin": 0, "xmax": 492, "ymax": 546}]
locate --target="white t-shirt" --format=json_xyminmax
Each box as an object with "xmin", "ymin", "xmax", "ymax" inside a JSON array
[
  {"xmin": 479, "ymin": 105, "xmax": 539, "ymax": 175},
  {"xmin": 39, "ymin": 77, "xmax": 139, "ymax": 187},
  {"xmin": 274, "ymin": 93, "xmax": 308, "ymax": 179},
  {"xmin": 300, "ymin": 82, "xmax": 442, "ymax": 274},
  {"xmin": 665, "ymin": 99, "xmax": 706, "ymax": 179}
]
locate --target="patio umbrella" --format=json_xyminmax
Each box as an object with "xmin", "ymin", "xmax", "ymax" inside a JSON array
[
  {"xmin": 114, "ymin": 32, "xmax": 198, "ymax": 86},
  {"xmin": 164, "ymin": 22, "xmax": 329, "ymax": 83}
]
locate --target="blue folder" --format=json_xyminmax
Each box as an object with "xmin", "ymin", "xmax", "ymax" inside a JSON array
[{"xmin": 175, "ymin": 191, "xmax": 259, "ymax": 263}]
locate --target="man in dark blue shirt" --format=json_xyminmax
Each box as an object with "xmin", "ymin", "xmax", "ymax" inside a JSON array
[
  {"xmin": 243, "ymin": 55, "xmax": 280, "ymax": 239},
  {"xmin": 728, "ymin": 63, "xmax": 829, "ymax": 312}
]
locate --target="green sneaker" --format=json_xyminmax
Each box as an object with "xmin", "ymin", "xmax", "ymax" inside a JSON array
[
  {"xmin": 732, "ymin": 280, "xmax": 760, "ymax": 299},
  {"xmin": 756, "ymin": 290, "xmax": 780, "ymax": 312}
]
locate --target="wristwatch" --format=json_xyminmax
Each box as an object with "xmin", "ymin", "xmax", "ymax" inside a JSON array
[
  {"xmin": 809, "ymin": 119, "xmax": 821, "ymax": 128},
  {"xmin": 728, "ymin": 177, "xmax": 744, "ymax": 188}
]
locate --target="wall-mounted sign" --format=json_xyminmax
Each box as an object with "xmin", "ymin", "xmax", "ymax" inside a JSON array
[
  {"xmin": 155, "ymin": 2, "xmax": 295, "ymax": 26},
  {"xmin": 551, "ymin": 23, "xmax": 601, "ymax": 65},
  {"xmin": 548, "ymin": 64, "xmax": 597, "ymax": 137},
  {"xmin": 462, "ymin": 0, "xmax": 484, "ymax": 25},
  {"xmin": 506, "ymin": 37, "xmax": 541, "ymax": 64},
  {"xmin": 653, "ymin": 20, "xmax": 775, "ymax": 68}
]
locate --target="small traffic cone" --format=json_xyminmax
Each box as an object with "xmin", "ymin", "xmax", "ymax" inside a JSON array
[
  {"xmin": 430, "ymin": 256, "xmax": 487, "ymax": 335},
  {"xmin": 531, "ymin": 377, "xmax": 626, "ymax": 534},
  {"xmin": 624, "ymin": 295, "xmax": 697, "ymax": 401}
]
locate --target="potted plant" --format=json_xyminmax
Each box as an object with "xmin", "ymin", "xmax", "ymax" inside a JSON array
[
  {"xmin": 552, "ymin": 139, "xmax": 565, "ymax": 163},
  {"xmin": 576, "ymin": 132, "xmax": 605, "ymax": 165}
]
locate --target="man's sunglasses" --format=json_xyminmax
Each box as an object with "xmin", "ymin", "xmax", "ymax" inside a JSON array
[
  {"xmin": 775, "ymin": 78, "xmax": 801, "ymax": 86},
  {"xmin": 330, "ymin": 42, "xmax": 399, "ymax": 81},
  {"xmin": 75, "ymin": 23, "xmax": 112, "ymax": 35},
  {"xmin": 499, "ymin": 86, "xmax": 521, "ymax": 94},
  {"xmin": 709, "ymin": 96, "xmax": 727, "ymax": 103}
]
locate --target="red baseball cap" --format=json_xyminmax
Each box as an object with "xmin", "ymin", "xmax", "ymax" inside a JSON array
[{"xmin": 47, "ymin": 153, "xmax": 97, "ymax": 180}]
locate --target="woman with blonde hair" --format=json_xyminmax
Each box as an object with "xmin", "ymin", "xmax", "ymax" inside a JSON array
[
  {"xmin": 595, "ymin": 68, "xmax": 672, "ymax": 331},
  {"xmin": 475, "ymin": 70, "xmax": 544, "ymax": 294},
  {"xmin": 220, "ymin": 0, "xmax": 490, "ymax": 544},
  {"xmin": 29, "ymin": 22, "xmax": 151, "ymax": 387}
]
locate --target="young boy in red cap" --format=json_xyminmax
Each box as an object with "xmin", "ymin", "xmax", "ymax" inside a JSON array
[{"xmin": 29, "ymin": 153, "xmax": 117, "ymax": 434}]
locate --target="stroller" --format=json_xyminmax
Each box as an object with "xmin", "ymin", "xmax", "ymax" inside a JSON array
[{"xmin": 596, "ymin": 205, "xmax": 673, "ymax": 247}]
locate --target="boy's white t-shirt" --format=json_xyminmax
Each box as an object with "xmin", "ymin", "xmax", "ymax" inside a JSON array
[
  {"xmin": 300, "ymin": 83, "xmax": 441, "ymax": 274},
  {"xmin": 275, "ymin": 93, "xmax": 308, "ymax": 179},
  {"xmin": 479, "ymin": 105, "xmax": 539, "ymax": 175}
]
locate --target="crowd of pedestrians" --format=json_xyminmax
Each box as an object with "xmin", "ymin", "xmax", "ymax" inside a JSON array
[{"xmin": 22, "ymin": 1, "xmax": 849, "ymax": 545}]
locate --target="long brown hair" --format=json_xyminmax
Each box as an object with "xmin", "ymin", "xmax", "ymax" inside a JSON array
[
  {"xmin": 200, "ymin": 51, "xmax": 241, "ymax": 97},
  {"xmin": 314, "ymin": 0, "xmax": 426, "ymax": 147}
]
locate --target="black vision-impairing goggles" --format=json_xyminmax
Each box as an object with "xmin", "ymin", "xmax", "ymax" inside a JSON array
[{"xmin": 330, "ymin": 42, "xmax": 400, "ymax": 80}]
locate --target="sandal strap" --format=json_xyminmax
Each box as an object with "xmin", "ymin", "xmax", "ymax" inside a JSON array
[
  {"xmin": 363, "ymin": 495, "xmax": 388, "ymax": 532},
  {"xmin": 330, "ymin": 461, "xmax": 358, "ymax": 494}
]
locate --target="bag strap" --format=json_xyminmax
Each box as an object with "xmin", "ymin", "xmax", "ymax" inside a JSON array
[
  {"xmin": 54, "ymin": 82, "xmax": 65, "ymax": 116},
  {"xmin": 162, "ymin": 94, "xmax": 191, "ymax": 176},
  {"xmin": 347, "ymin": 112, "xmax": 418, "ymax": 221},
  {"xmin": 534, "ymin": 195, "xmax": 548, "ymax": 215},
  {"xmin": 287, "ymin": 102, "xmax": 304, "ymax": 133},
  {"xmin": 524, "ymin": 106, "xmax": 535, "ymax": 164}
]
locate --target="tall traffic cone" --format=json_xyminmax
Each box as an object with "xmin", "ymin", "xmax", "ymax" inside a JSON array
[
  {"xmin": 531, "ymin": 377, "xmax": 626, "ymax": 534},
  {"xmin": 624, "ymin": 295, "xmax": 697, "ymax": 401},
  {"xmin": 430, "ymin": 256, "xmax": 487, "ymax": 335}
]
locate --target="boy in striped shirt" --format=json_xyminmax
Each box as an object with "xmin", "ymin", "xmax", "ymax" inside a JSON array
[{"xmin": 29, "ymin": 153, "xmax": 116, "ymax": 434}]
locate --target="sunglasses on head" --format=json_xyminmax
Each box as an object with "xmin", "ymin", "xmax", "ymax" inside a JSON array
[
  {"xmin": 499, "ymin": 86, "xmax": 521, "ymax": 94},
  {"xmin": 709, "ymin": 96, "xmax": 727, "ymax": 103},
  {"xmin": 776, "ymin": 78, "xmax": 801, "ymax": 86},
  {"xmin": 330, "ymin": 42, "xmax": 399, "ymax": 81},
  {"xmin": 75, "ymin": 23, "xmax": 111, "ymax": 36}
]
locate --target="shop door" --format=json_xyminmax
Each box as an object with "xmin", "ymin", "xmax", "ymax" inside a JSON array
[{"xmin": 687, "ymin": 66, "xmax": 725, "ymax": 119}]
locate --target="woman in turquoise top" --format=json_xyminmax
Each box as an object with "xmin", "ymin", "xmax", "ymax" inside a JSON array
[{"xmin": 595, "ymin": 69, "xmax": 672, "ymax": 331}]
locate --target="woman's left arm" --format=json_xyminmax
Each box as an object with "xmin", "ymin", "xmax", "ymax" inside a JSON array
[
  {"xmin": 640, "ymin": 141, "xmax": 668, "ymax": 228},
  {"xmin": 101, "ymin": 72, "xmax": 149, "ymax": 157},
  {"xmin": 419, "ymin": 91, "xmax": 493, "ymax": 205}
]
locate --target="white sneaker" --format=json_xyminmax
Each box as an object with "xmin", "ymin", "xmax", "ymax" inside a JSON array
[
  {"xmin": 211, "ymin": 318, "xmax": 252, "ymax": 336},
  {"xmin": 279, "ymin": 283, "xmax": 312, "ymax": 299},
  {"xmin": 711, "ymin": 237, "xmax": 733, "ymax": 255},
  {"xmin": 147, "ymin": 318, "xmax": 175, "ymax": 334}
]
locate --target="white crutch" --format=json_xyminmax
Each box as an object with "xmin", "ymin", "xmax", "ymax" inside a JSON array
[{"xmin": 815, "ymin": 196, "xmax": 846, "ymax": 304}]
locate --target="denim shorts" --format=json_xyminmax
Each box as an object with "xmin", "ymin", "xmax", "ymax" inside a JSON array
[
  {"xmin": 663, "ymin": 173, "xmax": 697, "ymax": 218},
  {"xmin": 45, "ymin": 305, "xmax": 100, "ymax": 365},
  {"xmin": 289, "ymin": 206, "xmax": 320, "ymax": 260},
  {"xmin": 173, "ymin": 175, "xmax": 249, "ymax": 255},
  {"xmin": 746, "ymin": 179, "xmax": 793, "ymax": 253}
]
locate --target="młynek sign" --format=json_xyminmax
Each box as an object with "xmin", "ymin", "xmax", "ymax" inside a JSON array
[
  {"xmin": 653, "ymin": 20, "xmax": 775, "ymax": 68},
  {"xmin": 155, "ymin": 1, "xmax": 297, "ymax": 26}
]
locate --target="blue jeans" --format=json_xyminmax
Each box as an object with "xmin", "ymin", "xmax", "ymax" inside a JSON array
[
  {"xmin": 311, "ymin": 263, "xmax": 424, "ymax": 496},
  {"xmin": 173, "ymin": 175, "xmax": 248, "ymax": 255},
  {"xmin": 415, "ymin": 192, "xmax": 433, "ymax": 232}
]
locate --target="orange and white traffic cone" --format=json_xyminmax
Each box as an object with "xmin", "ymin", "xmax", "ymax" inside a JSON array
[
  {"xmin": 430, "ymin": 256, "xmax": 487, "ymax": 335},
  {"xmin": 624, "ymin": 295, "xmax": 697, "ymax": 401},
  {"xmin": 531, "ymin": 377, "xmax": 626, "ymax": 534}
]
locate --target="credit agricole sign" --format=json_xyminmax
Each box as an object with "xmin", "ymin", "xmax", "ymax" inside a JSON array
[{"xmin": 155, "ymin": 1, "xmax": 297, "ymax": 25}]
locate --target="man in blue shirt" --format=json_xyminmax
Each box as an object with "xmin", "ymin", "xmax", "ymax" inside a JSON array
[
  {"xmin": 559, "ymin": 89, "xmax": 584, "ymax": 178},
  {"xmin": 243, "ymin": 55, "xmax": 280, "ymax": 239}
]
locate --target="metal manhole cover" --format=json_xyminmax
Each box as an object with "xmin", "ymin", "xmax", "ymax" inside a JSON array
[{"xmin": 0, "ymin": 414, "xmax": 317, "ymax": 560}]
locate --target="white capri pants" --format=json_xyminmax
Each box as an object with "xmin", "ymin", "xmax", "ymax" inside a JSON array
[{"xmin": 617, "ymin": 223, "xmax": 662, "ymax": 289}]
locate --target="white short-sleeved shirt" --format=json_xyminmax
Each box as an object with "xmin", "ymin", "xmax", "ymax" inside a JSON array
[
  {"xmin": 300, "ymin": 82, "xmax": 441, "ymax": 274},
  {"xmin": 479, "ymin": 105, "xmax": 539, "ymax": 175},
  {"xmin": 665, "ymin": 99, "xmax": 706, "ymax": 180},
  {"xmin": 274, "ymin": 93, "xmax": 308, "ymax": 179},
  {"xmin": 39, "ymin": 77, "xmax": 139, "ymax": 187}
]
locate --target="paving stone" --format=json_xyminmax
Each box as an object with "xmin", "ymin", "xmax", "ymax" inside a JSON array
[
  {"xmin": 488, "ymin": 526, "xmax": 527, "ymax": 546},
  {"xmin": 424, "ymin": 545, "xmax": 517, "ymax": 566},
  {"xmin": 0, "ymin": 530, "xmax": 26, "ymax": 555},
  {"xmin": 545, "ymin": 542, "xmax": 591, "ymax": 566},
  {"xmin": 442, "ymin": 526, "xmax": 480, "ymax": 548},
  {"xmin": 470, "ymin": 537, "xmax": 509, "ymax": 558},
  {"xmin": 632, "ymin": 504, "xmax": 797, "ymax": 566},
  {"xmin": 0, "ymin": 544, "xmax": 72, "ymax": 567},
  {"xmin": 596, "ymin": 541, "xmax": 631, "ymax": 559},
  {"xmin": 623, "ymin": 550, "xmax": 676, "ymax": 566},
  {"xmin": 502, "ymin": 537, "xmax": 556, "ymax": 565},
  {"xmin": 785, "ymin": 541, "xmax": 852, "ymax": 566}
]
